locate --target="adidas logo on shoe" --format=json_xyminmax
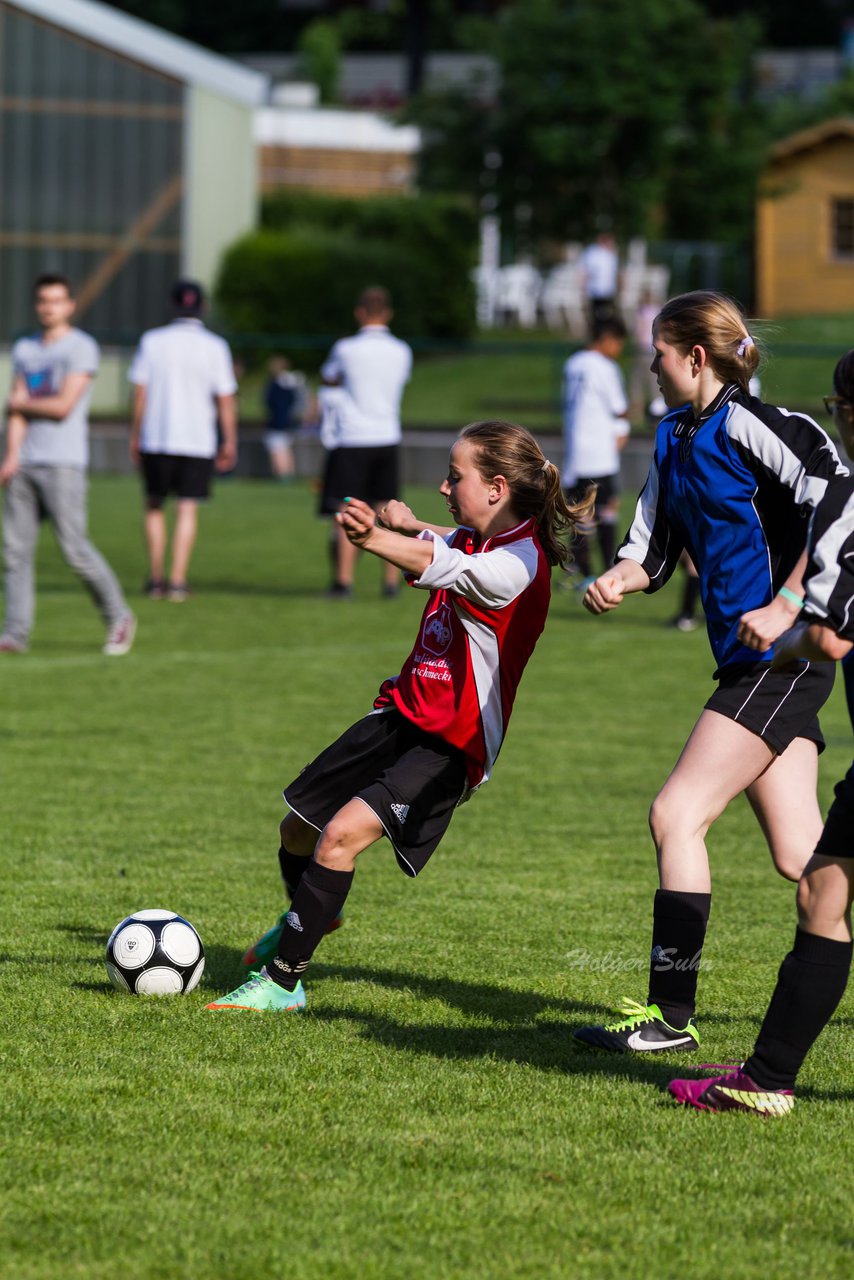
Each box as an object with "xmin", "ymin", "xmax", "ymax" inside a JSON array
[{"xmin": 390, "ymin": 803, "xmax": 410, "ymax": 823}]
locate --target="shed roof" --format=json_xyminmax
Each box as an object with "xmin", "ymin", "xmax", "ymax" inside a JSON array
[
  {"xmin": 3, "ymin": 0, "xmax": 268, "ymax": 106},
  {"xmin": 769, "ymin": 116, "xmax": 854, "ymax": 162}
]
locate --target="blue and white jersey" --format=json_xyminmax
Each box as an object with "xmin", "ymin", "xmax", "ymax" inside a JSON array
[{"xmin": 618, "ymin": 383, "xmax": 849, "ymax": 672}]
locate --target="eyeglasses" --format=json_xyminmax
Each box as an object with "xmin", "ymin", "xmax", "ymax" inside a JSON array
[{"xmin": 824, "ymin": 395, "xmax": 852, "ymax": 414}]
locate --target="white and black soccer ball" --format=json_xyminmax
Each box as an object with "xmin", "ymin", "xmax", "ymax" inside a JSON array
[{"xmin": 105, "ymin": 909, "xmax": 205, "ymax": 995}]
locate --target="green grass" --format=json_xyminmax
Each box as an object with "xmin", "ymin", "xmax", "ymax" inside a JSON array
[{"xmin": 2, "ymin": 476, "xmax": 854, "ymax": 1279}]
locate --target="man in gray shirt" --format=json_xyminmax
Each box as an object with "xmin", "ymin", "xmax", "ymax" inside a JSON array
[{"xmin": 0, "ymin": 273, "xmax": 135, "ymax": 654}]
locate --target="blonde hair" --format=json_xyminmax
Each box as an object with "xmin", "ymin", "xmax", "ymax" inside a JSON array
[
  {"xmin": 459, "ymin": 420, "xmax": 595, "ymax": 568},
  {"xmin": 654, "ymin": 290, "xmax": 761, "ymax": 392}
]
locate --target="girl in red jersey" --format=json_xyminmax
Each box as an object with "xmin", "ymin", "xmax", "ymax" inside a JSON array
[{"xmin": 209, "ymin": 420, "xmax": 592, "ymax": 1013}]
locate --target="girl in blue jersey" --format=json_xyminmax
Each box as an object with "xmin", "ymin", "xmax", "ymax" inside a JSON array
[
  {"xmin": 573, "ymin": 290, "xmax": 849, "ymax": 1057},
  {"xmin": 668, "ymin": 350, "xmax": 854, "ymax": 1114}
]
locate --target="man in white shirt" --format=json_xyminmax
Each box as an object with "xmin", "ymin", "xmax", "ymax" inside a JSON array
[
  {"xmin": 319, "ymin": 286, "xmax": 412, "ymax": 598},
  {"xmin": 579, "ymin": 232, "xmax": 620, "ymax": 335},
  {"xmin": 129, "ymin": 281, "xmax": 237, "ymax": 600},
  {"xmin": 561, "ymin": 316, "xmax": 630, "ymax": 582}
]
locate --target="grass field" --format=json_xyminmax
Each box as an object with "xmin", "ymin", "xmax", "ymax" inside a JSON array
[{"xmin": 3, "ymin": 476, "xmax": 854, "ymax": 1280}]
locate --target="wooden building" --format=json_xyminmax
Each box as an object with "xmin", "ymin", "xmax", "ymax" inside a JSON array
[{"xmin": 756, "ymin": 116, "xmax": 854, "ymax": 317}]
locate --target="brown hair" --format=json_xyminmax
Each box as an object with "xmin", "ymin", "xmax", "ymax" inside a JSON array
[
  {"xmin": 33, "ymin": 272, "xmax": 73, "ymax": 298},
  {"xmin": 357, "ymin": 286, "xmax": 392, "ymax": 319},
  {"xmin": 654, "ymin": 290, "xmax": 761, "ymax": 392},
  {"xmin": 459, "ymin": 420, "xmax": 595, "ymax": 568},
  {"xmin": 833, "ymin": 350, "xmax": 854, "ymax": 402}
]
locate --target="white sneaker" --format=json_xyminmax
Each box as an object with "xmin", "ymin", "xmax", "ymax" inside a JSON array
[{"xmin": 103, "ymin": 612, "xmax": 137, "ymax": 656}]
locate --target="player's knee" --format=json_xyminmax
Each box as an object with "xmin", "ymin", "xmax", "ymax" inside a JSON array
[
  {"xmin": 649, "ymin": 789, "xmax": 706, "ymax": 847},
  {"xmin": 772, "ymin": 844, "xmax": 808, "ymax": 884},
  {"xmin": 315, "ymin": 815, "xmax": 362, "ymax": 869}
]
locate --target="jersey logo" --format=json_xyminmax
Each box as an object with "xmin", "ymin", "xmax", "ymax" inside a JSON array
[
  {"xmin": 390, "ymin": 803, "xmax": 410, "ymax": 824},
  {"xmin": 422, "ymin": 602, "xmax": 453, "ymax": 656}
]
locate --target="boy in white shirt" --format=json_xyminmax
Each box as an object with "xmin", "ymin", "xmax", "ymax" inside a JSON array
[{"xmin": 561, "ymin": 316, "xmax": 630, "ymax": 582}]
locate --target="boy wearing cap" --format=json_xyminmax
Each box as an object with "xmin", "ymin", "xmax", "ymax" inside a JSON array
[{"xmin": 129, "ymin": 280, "xmax": 238, "ymax": 600}]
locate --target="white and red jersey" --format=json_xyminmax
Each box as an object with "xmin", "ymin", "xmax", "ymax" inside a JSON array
[{"xmin": 376, "ymin": 518, "xmax": 551, "ymax": 791}]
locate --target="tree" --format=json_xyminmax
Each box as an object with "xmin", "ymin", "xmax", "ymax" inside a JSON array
[{"xmin": 409, "ymin": 0, "xmax": 768, "ymax": 246}]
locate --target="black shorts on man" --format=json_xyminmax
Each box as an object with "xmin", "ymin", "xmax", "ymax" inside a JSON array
[
  {"xmin": 319, "ymin": 444, "xmax": 399, "ymax": 516},
  {"xmin": 284, "ymin": 708, "xmax": 468, "ymax": 877},
  {"xmin": 141, "ymin": 452, "xmax": 214, "ymax": 507},
  {"xmin": 705, "ymin": 659, "xmax": 834, "ymax": 755}
]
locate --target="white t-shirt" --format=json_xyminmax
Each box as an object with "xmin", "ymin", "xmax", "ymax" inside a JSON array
[
  {"xmin": 320, "ymin": 325, "xmax": 412, "ymax": 448},
  {"xmin": 561, "ymin": 348, "xmax": 629, "ymax": 483},
  {"xmin": 129, "ymin": 319, "xmax": 237, "ymax": 458},
  {"xmin": 580, "ymin": 243, "xmax": 618, "ymax": 299}
]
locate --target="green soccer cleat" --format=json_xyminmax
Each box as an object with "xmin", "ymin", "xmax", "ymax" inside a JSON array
[
  {"xmin": 573, "ymin": 999, "xmax": 700, "ymax": 1054},
  {"xmin": 240, "ymin": 907, "xmax": 344, "ymax": 969},
  {"xmin": 205, "ymin": 968, "xmax": 306, "ymax": 1013}
]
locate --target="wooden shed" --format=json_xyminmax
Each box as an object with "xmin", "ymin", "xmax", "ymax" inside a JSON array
[{"xmin": 756, "ymin": 116, "xmax": 854, "ymax": 317}]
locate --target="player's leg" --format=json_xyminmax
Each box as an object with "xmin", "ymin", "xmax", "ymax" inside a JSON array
[
  {"xmin": 44, "ymin": 466, "xmax": 132, "ymax": 631},
  {"xmin": 370, "ymin": 446, "xmax": 401, "ymax": 595},
  {"xmin": 139, "ymin": 454, "xmax": 168, "ymax": 593},
  {"xmin": 574, "ymin": 709, "xmax": 774, "ymax": 1053},
  {"xmin": 1, "ymin": 468, "xmax": 41, "ymax": 648},
  {"xmin": 596, "ymin": 480, "xmax": 619, "ymax": 575},
  {"xmin": 208, "ymin": 801, "xmax": 382, "ymax": 1012},
  {"xmin": 745, "ymin": 736, "xmax": 823, "ymax": 882},
  {"xmin": 169, "ymin": 499, "xmax": 199, "ymax": 592},
  {"xmin": 670, "ymin": 852, "xmax": 854, "ymax": 1114}
]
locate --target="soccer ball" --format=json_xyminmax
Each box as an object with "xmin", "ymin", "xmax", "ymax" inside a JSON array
[{"xmin": 105, "ymin": 909, "xmax": 205, "ymax": 995}]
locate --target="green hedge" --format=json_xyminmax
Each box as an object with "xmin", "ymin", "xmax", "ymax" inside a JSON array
[{"xmin": 215, "ymin": 191, "xmax": 478, "ymax": 349}]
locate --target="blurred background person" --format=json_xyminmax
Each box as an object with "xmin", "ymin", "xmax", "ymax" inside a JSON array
[
  {"xmin": 0, "ymin": 273, "xmax": 135, "ymax": 656},
  {"xmin": 561, "ymin": 316, "xmax": 630, "ymax": 584},
  {"xmin": 129, "ymin": 280, "xmax": 238, "ymax": 602},
  {"xmin": 263, "ymin": 355, "xmax": 306, "ymax": 483},
  {"xmin": 580, "ymin": 231, "xmax": 620, "ymax": 334},
  {"xmin": 318, "ymin": 286, "xmax": 412, "ymax": 599}
]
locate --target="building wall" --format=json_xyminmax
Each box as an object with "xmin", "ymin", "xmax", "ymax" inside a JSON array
[
  {"xmin": 183, "ymin": 85, "xmax": 258, "ymax": 287},
  {"xmin": 259, "ymin": 144, "xmax": 415, "ymax": 197},
  {"xmin": 0, "ymin": 1, "xmax": 184, "ymax": 340},
  {"xmin": 757, "ymin": 136, "xmax": 854, "ymax": 316}
]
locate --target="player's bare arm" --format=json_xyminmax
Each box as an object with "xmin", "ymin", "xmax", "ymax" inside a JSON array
[
  {"xmin": 214, "ymin": 393, "xmax": 238, "ymax": 471},
  {"xmin": 738, "ymin": 550, "xmax": 808, "ymax": 652},
  {"xmin": 772, "ymin": 618, "xmax": 853, "ymax": 668},
  {"xmin": 337, "ymin": 496, "xmax": 434, "ymax": 575},
  {"xmin": 0, "ymin": 411, "xmax": 27, "ymax": 486},
  {"xmin": 377, "ymin": 499, "xmax": 454, "ymax": 539},
  {"xmin": 129, "ymin": 384, "xmax": 146, "ymax": 465},
  {"xmin": 7, "ymin": 370, "xmax": 91, "ymax": 421},
  {"xmin": 584, "ymin": 558, "xmax": 651, "ymax": 614}
]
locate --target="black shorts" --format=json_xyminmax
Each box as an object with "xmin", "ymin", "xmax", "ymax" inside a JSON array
[
  {"xmin": 284, "ymin": 708, "xmax": 468, "ymax": 877},
  {"xmin": 141, "ymin": 453, "xmax": 214, "ymax": 508},
  {"xmin": 319, "ymin": 445, "xmax": 400, "ymax": 515},
  {"xmin": 565, "ymin": 474, "xmax": 619, "ymax": 510},
  {"xmin": 815, "ymin": 763, "xmax": 854, "ymax": 859},
  {"xmin": 705, "ymin": 660, "xmax": 835, "ymax": 755}
]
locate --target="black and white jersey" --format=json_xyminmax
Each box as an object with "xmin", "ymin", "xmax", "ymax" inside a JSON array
[
  {"xmin": 802, "ymin": 476, "xmax": 854, "ymax": 642},
  {"xmin": 618, "ymin": 383, "xmax": 849, "ymax": 670}
]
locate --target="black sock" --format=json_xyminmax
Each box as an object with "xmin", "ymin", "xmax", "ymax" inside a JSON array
[
  {"xmin": 680, "ymin": 575, "xmax": 700, "ymax": 620},
  {"xmin": 647, "ymin": 889, "xmax": 711, "ymax": 1028},
  {"xmin": 598, "ymin": 521, "xmax": 616, "ymax": 569},
  {"xmin": 278, "ymin": 845, "xmax": 311, "ymax": 900},
  {"xmin": 572, "ymin": 529, "xmax": 591, "ymax": 576},
  {"xmin": 744, "ymin": 928, "xmax": 853, "ymax": 1091},
  {"xmin": 267, "ymin": 861, "xmax": 354, "ymax": 991}
]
